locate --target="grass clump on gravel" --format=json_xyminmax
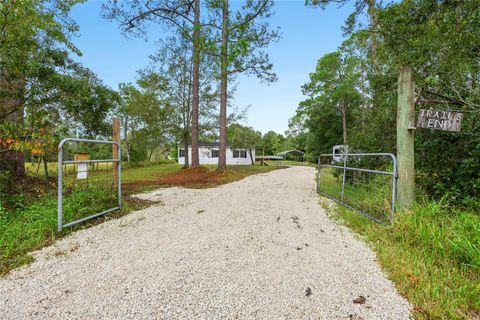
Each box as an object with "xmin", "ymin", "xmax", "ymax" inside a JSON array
[{"xmin": 328, "ymin": 199, "xmax": 480, "ymax": 319}]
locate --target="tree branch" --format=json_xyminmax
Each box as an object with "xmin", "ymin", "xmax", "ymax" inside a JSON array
[{"xmin": 230, "ymin": 0, "xmax": 270, "ymax": 31}]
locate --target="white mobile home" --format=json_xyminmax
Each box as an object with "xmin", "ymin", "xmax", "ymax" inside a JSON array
[{"xmin": 178, "ymin": 142, "xmax": 254, "ymax": 166}]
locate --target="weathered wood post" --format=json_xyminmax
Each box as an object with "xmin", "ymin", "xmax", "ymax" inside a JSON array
[
  {"xmin": 397, "ymin": 67, "xmax": 415, "ymax": 210},
  {"xmin": 112, "ymin": 117, "xmax": 120, "ymax": 188}
]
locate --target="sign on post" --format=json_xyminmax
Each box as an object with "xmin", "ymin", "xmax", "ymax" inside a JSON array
[
  {"xmin": 416, "ymin": 109, "xmax": 464, "ymax": 132},
  {"xmin": 74, "ymin": 153, "xmax": 90, "ymax": 180},
  {"xmin": 77, "ymin": 163, "xmax": 88, "ymax": 180}
]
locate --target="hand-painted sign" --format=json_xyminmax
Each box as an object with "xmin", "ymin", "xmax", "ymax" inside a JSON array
[{"xmin": 416, "ymin": 109, "xmax": 464, "ymax": 132}]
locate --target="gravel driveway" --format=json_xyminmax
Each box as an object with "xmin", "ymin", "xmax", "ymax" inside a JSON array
[{"xmin": 0, "ymin": 166, "xmax": 411, "ymax": 319}]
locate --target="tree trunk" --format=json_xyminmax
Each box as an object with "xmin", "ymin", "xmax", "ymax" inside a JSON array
[
  {"xmin": 42, "ymin": 155, "xmax": 50, "ymax": 194},
  {"xmin": 0, "ymin": 70, "xmax": 26, "ymax": 177},
  {"xmin": 183, "ymin": 131, "xmax": 190, "ymax": 168},
  {"xmin": 218, "ymin": 0, "xmax": 229, "ymax": 172},
  {"xmin": 248, "ymin": 149, "xmax": 254, "ymax": 165},
  {"xmin": 367, "ymin": 0, "xmax": 378, "ymax": 71},
  {"xmin": 148, "ymin": 149, "xmax": 154, "ymax": 162},
  {"xmin": 340, "ymin": 102, "xmax": 348, "ymax": 146},
  {"xmin": 190, "ymin": 0, "xmax": 201, "ymax": 168}
]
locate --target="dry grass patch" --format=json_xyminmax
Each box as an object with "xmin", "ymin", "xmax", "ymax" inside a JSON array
[{"xmin": 123, "ymin": 165, "xmax": 282, "ymax": 191}]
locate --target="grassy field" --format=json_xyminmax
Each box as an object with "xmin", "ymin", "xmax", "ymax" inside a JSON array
[
  {"xmin": 0, "ymin": 163, "xmax": 280, "ymax": 276},
  {"xmin": 120, "ymin": 163, "xmax": 182, "ymax": 182},
  {"xmin": 26, "ymin": 161, "xmax": 118, "ymax": 176},
  {"xmin": 25, "ymin": 161, "xmax": 182, "ymax": 180},
  {"xmin": 322, "ymin": 198, "xmax": 480, "ymax": 319}
]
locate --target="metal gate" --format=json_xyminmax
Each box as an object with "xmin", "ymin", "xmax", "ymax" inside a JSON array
[
  {"xmin": 57, "ymin": 138, "xmax": 121, "ymax": 232},
  {"xmin": 316, "ymin": 153, "xmax": 397, "ymax": 225}
]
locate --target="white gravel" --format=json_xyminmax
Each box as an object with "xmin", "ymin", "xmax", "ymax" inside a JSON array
[{"xmin": 0, "ymin": 166, "xmax": 411, "ymax": 319}]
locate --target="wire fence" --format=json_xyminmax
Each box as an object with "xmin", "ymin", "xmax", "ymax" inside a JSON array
[
  {"xmin": 57, "ymin": 138, "xmax": 121, "ymax": 231},
  {"xmin": 317, "ymin": 153, "xmax": 397, "ymax": 225}
]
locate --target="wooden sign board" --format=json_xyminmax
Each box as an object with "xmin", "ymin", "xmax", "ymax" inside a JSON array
[
  {"xmin": 416, "ymin": 109, "xmax": 464, "ymax": 132},
  {"xmin": 74, "ymin": 153, "xmax": 90, "ymax": 161}
]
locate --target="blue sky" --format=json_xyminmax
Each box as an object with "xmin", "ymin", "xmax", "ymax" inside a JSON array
[{"xmin": 70, "ymin": 0, "xmax": 353, "ymax": 134}]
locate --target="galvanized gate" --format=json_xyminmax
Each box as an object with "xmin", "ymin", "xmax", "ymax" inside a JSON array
[
  {"xmin": 57, "ymin": 138, "xmax": 121, "ymax": 232},
  {"xmin": 316, "ymin": 153, "xmax": 397, "ymax": 225}
]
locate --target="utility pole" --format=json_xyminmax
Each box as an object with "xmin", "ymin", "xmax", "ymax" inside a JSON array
[{"xmin": 396, "ymin": 67, "xmax": 415, "ymax": 211}]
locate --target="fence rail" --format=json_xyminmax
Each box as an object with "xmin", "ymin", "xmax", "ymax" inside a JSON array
[
  {"xmin": 57, "ymin": 138, "xmax": 121, "ymax": 232},
  {"xmin": 316, "ymin": 153, "xmax": 397, "ymax": 225}
]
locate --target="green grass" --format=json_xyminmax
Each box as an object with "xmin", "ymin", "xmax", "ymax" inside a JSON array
[
  {"xmin": 325, "ymin": 200, "xmax": 480, "ymax": 319},
  {"xmin": 121, "ymin": 163, "xmax": 182, "ymax": 182},
  {"xmin": 0, "ymin": 185, "xmax": 132, "ymax": 275},
  {"xmin": 317, "ymin": 167, "xmax": 343, "ymax": 199}
]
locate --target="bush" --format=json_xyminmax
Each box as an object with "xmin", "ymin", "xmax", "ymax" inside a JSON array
[{"xmin": 415, "ymin": 131, "xmax": 480, "ymax": 208}]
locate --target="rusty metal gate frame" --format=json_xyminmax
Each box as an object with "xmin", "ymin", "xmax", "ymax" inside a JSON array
[
  {"xmin": 57, "ymin": 138, "xmax": 121, "ymax": 232},
  {"xmin": 316, "ymin": 153, "xmax": 397, "ymax": 226}
]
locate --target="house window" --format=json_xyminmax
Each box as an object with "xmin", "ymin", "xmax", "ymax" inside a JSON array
[
  {"xmin": 179, "ymin": 149, "xmax": 185, "ymax": 157},
  {"xmin": 233, "ymin": 150, "xmax": 247, "ymax": 158},
  {"xmin": 211, "ymin": 149, "xmax": 219, "ymax": 158}
]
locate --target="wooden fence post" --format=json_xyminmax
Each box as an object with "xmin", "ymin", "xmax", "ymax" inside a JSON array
[
  {"xmin": 397, "ymin": 67, "xmax": 415, "ymax": 211},
  {"xmin": 113, "ymin": 117, "xmax": 120, "ymax": 188}
]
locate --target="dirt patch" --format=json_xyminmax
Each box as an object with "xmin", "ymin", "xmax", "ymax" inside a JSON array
[
  {"xmin": 157, "ymin": 167, "xmax": 227, "ymax": 186},
  {"xmin": 123, "ymin": 166, "xmax": 279, "ymax": 192},
  {"xmin": 124, "ymin": 195, "xmax": 158, "ymax": 211}
]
